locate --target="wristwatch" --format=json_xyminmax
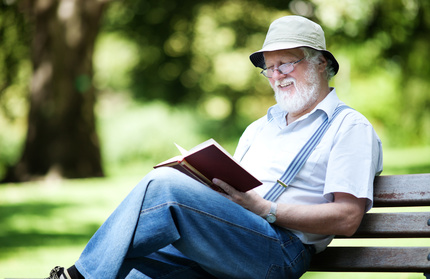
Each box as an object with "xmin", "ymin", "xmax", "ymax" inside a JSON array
[{"xmin": 265, "ymin": 202, "xmax": 277, "ymax": 223}]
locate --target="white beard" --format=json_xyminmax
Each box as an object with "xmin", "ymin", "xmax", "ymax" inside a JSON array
[{"xmin": 272, "ymin": 65, "xmax": 320, "ymax": 114}]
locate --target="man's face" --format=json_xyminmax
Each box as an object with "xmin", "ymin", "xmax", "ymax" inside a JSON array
[{"xmin": 264, "ymin": 48, "xmax": 321, "ymax": 114}]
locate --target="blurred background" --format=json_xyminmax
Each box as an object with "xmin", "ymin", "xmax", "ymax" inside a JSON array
[{"xmin": 0, "ymin": 0, "xmax": 429, "ymax": 278}]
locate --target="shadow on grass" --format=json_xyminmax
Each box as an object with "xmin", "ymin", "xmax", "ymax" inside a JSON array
[
  {"xmin": 0, "ymin": 202, "xmax": 100, "ymax": 258},
  {"xmin": 0, "ymin": 230, "xmax": 96, "ymax": 248}
]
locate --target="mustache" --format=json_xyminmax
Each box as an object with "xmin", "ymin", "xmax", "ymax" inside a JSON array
[{"xmin": 274, "ymin": 77, "xmax": 296, "ymax": 87}]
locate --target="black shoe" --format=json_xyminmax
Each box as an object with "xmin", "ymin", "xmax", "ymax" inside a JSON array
[{"xmin": 46, "ymin": 266, "xmax": 71, "ymax": 279}]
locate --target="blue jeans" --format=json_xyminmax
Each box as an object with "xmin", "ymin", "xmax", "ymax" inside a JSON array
[{"xmin": 75, "ymin": 168, "xmax": 314, "ymax": 279}]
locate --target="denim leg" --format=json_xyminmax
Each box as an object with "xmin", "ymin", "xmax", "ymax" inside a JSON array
[
  {"xmin": 76, "ymin": 168, "xmax": 313, "ymax": 279},
  {"xmin": 118, "ymin": 245, "xmax": 218, "ymax": 279},
  {"xmin": 75, "ymin": 170, "xmax": 152, "ymax": 279}
]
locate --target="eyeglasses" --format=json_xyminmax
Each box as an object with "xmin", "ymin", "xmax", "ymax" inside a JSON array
[{"xmin": 261, "ymin": 58, "xmax": 304, "ymax": 78}]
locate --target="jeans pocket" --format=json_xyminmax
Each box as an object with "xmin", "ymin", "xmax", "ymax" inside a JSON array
[
  {"xmin": 265, "ymin": 230, "xmax": 313, "ymax": 279},
  {"xmin": 265, "ymin": 248, "xmax": 309, "ymax": 279}
]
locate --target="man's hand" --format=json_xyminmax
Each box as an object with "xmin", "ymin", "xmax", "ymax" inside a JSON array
[
  {"xmin": 212, "ymin": 178, "xmax": 271, "ymax": 218},
  {"xmin": 212, "ymin": 178, "xmax": 366, "ymax": 237}
]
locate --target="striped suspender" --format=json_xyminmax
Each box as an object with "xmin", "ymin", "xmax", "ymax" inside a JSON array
[{"xmin": 263, "ymin": 105, "xmax": 350, "ymax": 202}]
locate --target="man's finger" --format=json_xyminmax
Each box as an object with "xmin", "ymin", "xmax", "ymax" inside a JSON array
[{"xmin": 213, "ymin": 178, "xmax": 232, "ymax": 193}]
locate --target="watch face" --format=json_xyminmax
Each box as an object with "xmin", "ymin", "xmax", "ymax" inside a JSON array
[{"xmin": 266, "ymin": 214, "xmax": 276, "ymax": 223}]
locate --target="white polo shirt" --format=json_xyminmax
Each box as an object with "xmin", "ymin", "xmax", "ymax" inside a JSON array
[{"xmin": 234, "ymin": 89, "xmax": 383, "ymax": 253}]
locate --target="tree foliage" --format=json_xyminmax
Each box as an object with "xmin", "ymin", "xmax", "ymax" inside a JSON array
[
  {"xmin": 98, "ymin": 0, "xmax": 294, "ymax": 140},
  {"xmin": 0, "ymin": 0, "xmax": 429, "ymax": 181},
  {"xmin": 313, "ymin": 0, "xmax": 430, "ymax": 146},
  {"xmin": 0, "ymin": 2, "xmax": 31, "ymax": 176},
  {"xmin": 99, "ymin": 0, "xmax": 430, "ymax": 146}
]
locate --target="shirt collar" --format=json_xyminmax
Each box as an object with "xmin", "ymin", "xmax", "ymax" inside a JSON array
[
  {"xmin": 267, "ymin": 88, "xmax": 342, "ymax": 124},
  {"xmin": 314, "ymin": 88, "xmax": 343, "ymax": 120}
]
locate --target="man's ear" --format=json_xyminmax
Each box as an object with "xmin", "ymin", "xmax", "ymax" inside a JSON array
[{"xmin": 318, "ymin": 55, "xmax": 328, "ymax": 72}]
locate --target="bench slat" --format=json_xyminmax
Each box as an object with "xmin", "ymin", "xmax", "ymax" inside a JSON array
[
  {"xmin": 373, "ymin": 174, "xmax": 430, "ymax": 207},
  {"xmin": 310, "ymin": 247, "xmax": 430, "ymax": 272},
  {"xmin": 309, "ymin": 174, "xmax": 430, "ymax": 274},
  {"xmin": 348, "ymin": 212, "xmax": 430, "ymax": 238}
]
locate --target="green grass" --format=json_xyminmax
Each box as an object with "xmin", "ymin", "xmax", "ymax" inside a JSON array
[
  {"xmin": 0, "ymin": 174, "xmax": 143, "ymax": 278},
  {"xmin": 1, "ymin": 171, "xmax": 429, "ymax": 278}
]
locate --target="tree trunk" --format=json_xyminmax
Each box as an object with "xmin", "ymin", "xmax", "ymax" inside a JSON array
[{"xmin": 4, "ymin": 0, "xmax": 107, "ymax": 182}]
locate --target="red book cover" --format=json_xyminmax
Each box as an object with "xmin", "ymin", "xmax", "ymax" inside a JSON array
[{"xmin": 154, "ymin": 139, "xmax": 262, "ymax": 192}]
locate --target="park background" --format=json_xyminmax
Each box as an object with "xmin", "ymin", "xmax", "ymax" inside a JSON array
[{"xmin": 0, "ymin": 0, "xmax": 429, "ymax": 278}]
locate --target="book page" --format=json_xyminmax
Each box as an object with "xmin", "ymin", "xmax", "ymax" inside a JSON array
[
  {"xmin": 188, "ymin": 139, "xmax": 236, "ymax": 161},
  {"xmin": 174, "ymin": 143, "xmax": 188, "ymax": 156}
]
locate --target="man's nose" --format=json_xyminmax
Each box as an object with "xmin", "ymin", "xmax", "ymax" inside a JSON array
[{"xmin": 271, "ymin": 68, "xmax": 287, "ymax": 80}]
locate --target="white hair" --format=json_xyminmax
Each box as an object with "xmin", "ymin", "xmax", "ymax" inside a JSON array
[{"xmin": 300, "ymin": 47, "xmax": 335, "ymax": 81}]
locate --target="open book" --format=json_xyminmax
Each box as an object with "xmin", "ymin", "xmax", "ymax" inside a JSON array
[{"xmin": 154, "ymin": 139, "xmax": 262, "ymax": 192}]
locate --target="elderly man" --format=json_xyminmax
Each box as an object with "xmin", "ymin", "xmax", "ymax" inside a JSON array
[{"xmin": 48, "ymin": 15, "xmax": 382, "ymax": 279}]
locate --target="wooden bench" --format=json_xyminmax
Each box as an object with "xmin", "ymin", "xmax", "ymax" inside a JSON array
[{"xmin": 310, "ymin": 173, "xmax": 430, "ymax": 278}]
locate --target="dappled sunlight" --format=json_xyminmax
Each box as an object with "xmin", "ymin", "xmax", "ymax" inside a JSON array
[
  {"xmin": 31, "ymin": 60, "xmax": 53, "ymax": 96},
  {"xmin": 0, "ymin": 176, "xmax": 140, "ymax": 277},
  {"xmin": 158, "ymin": 61, "xmax": 183, "ymax": 81},
  {"xmin": 1, "ymin": 1, "xmax": 429, "ymax": 278},
  {"xmin": 164, "ymin": 32, "xmax": 189, "ymax": 57},
  {"xmin": 313, "ymin": 0, "xmax": 376, "ymax": 35},
  {"xmin": 200, "ymin": 95, "xmax": 232, "ymax": 120},
  {"xmin": 96, "ymin": 96, "xmax": 209, "ymax": 176},
  {"xmin": 237, "ymin": 95, "xmax": 275, "ymax": 120},
  {"xmin": 213, "ymin": 51, "xmax": 254, "ymax": 91},
  {"xmin": 193, "ymin": 15, "xmax": 236, "ymax": 54},
  {"xmin": 57, "ymin": 0, "xmax": 83, "ymax": 48},
  {"xmin": 93, "ymin": 33, "xmax": 139, "ymax": 91},
  {"xmin": 1, "ymin": 246, "xmax": 85, "ymax": 278},
  {"xmin": 1, "ymin": 174, "xmax": 427, "ymax": 278}
]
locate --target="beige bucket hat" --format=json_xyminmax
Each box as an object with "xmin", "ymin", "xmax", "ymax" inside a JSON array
[{"xmin": 250, "ymin": 15, "xmax": 339, "ymax": 75}]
